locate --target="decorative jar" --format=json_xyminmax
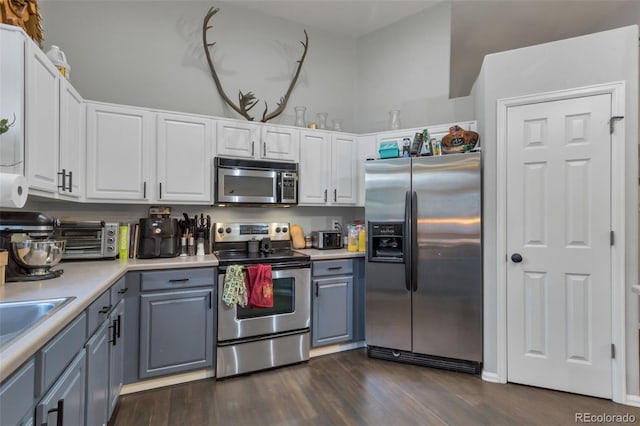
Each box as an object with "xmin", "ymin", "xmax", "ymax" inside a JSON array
[
  {"xmin": 388, "ymin": 110, "xmax": 401, "ymax": 130},
  {"xmin": 294, "ymin": 106, "xmax": 307, "ymax": 127},
  {"xmin": 316, "ymin": 113, "xmax": 328, "ymax": 130}
]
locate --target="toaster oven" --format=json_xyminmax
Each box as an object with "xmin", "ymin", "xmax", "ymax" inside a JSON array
[
  {"xmin": 54, "ymin": 221, "xmax": 119, "ymax": 259},
  {"xmin": 311, "ymin": 230, "xmax": 343, "ymax": 250}
]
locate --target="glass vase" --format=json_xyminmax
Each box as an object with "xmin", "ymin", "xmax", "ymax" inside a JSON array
[
  {"xmin": 388, "ymin": 110, "xmax": 401, "ymax": 130},
  {"xmin": 316, "ymin": 113, "xmax": 328, "ymax": 130},
  {"xmin": 332, "ymin": 119, "xmax": 343, "ymax": 132},
  {"xmin": 294, "ymin": 106, "xmax": 307, "ymax": 127}
]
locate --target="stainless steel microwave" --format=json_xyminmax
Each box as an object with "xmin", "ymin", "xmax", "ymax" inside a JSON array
[{"xmin": 214, "ymin": 157, "xmax": 298, "ymax": 206}]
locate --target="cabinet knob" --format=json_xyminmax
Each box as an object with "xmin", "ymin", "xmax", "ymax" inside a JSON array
[{"xmin": 511, "ymin": 253, "xmax": 523, "ymax": 263}]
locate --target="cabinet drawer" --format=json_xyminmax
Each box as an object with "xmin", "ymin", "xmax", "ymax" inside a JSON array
[
  {"xmin": 87, "ymin": 290, "xmax": 111, "ymax": 337},
  {"xmin": 141, "ymin": 268, "xmax": 214, "ymax": 291},
  {"xmin": 36, "ymin": 312, "xmax": 86, "ymax": 396},
  {"xmin": 312, "ymin": 259, "xmax": 352, "ymax": 277},
  {"xmin": 0, "ymin": 358, "xmax": 35, "ymax": 426},
  {"xmin": 110, "ymin": 276, "xmax": 128, "ymax": 305}
]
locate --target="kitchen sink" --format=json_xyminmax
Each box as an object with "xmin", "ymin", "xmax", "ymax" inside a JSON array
[{"xmin": 0, "ymin": 297, "xmax": 75, "ymax": 349}]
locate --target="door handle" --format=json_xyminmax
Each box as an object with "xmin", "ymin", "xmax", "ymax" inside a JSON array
[
  {"xmin": 46, "ymin": 399, "xmax": 64, "ymax": 426},
  {"xmin": 263, "ymin": 141, "xmax": 266, "ymax": 157},
  {"xmin": 116, "ymin": 314, "xmax": 121, "ymax": 339},
  {"xmin": 404, "ymin": 191, "xmax": 411, "ymax": 292},
  {"xmin": 315, "ymin": 282, "xmax": 319, "ymax": 297},
  {"xmin": 324, "ymin": 189, "xmax": 327, "ymax": 203},
  {"xmin": 57, "ymin": 169, "xmax": 66, "ymax": 191},
  {"xmin": 67, "ymin": 170, "xmax": 73, "ymax": 192},
  {"xmin": 159, "ymin": 182, "xmax": 162, "ymax": 199},
  {"xmin": 252, "ymin": 141, "xmax": 255, "ymax": 157},
  {"xmin": 334, "ymin": 189, "xmax": 337, "ymax": 202},
  {"xmin": 411, "ymin": 191, "xmax": 418, "ymax": 291},
  {"xmin": 511, "ymin": 253, "xmax": 523, "ymax": 263},
  {"xmin": 143, "ymin": 181, "xmax": 147, "ymax": 198}
]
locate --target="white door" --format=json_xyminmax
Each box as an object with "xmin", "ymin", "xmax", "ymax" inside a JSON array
[
  {"xmin": 216, "ymin": 119, "xmax": 257, "ymax": 159},
  {"xmin": 86, "ymin": 103, "xmax": 154, "ymax": 201},
  {"xmin": 506, "ymin": 93, "xmax": 612, "ymax": 398},
  {"xmin": 298, "ymin": 130, "xmax": 330, "ymax": 204},
  {"xmin": 331, "ymin": 134, "xmax": 357, "ymax": 205},
  {"xmin": 25, "ymin": 42, "xmax": 59, "ymax": 193},
  {"xmin": 261, "ymin": 125, "xmax": 299, "ymax": 162},
  {"xmin": 156, "ymin": 113, "xmax": 214, "ymax": 203},
  {"xmin": 59, "ymin": 79, "xmax": 84, "ymax": 199}
]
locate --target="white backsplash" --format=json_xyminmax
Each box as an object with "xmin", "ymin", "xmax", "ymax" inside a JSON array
[{"xmin": 21, "ymin": 197, "xmax": 364, "ymax": 237}]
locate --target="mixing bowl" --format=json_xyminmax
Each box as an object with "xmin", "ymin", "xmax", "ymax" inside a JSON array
[{"xmin": 11, "ymin": 240, "xmax": 66, "ymax": 275}]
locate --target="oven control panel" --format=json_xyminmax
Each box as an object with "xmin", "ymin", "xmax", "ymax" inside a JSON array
[{"xmin": 214, "ymin": 222, "xmax": 291, "ymax": 242}]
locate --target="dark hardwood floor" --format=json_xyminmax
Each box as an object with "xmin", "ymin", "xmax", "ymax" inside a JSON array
[{"xmin": 112, "ymin": 349, "xmax": 640, "ymax": 425}]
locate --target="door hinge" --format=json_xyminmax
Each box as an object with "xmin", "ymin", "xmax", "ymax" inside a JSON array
[
  {"xmin": 609, "ymin": 116, "xmax": 624, "ymax": 134},
  {"xmin": 610, "ymin": 230, "xmax": 615, "ymax": 246},
  {"xmin": 611, "ymin": 343, "xmax": 616, "ymax": 359}
]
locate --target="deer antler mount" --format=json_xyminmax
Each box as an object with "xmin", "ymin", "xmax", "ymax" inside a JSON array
[{"xmin": 202, "ymin": 7, "xmax": 309, "ymax": 122}]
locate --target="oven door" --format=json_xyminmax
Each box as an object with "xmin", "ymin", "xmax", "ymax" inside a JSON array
[
  {"xmin": 217, "ymin": 262, "xmax": 310, "ymax": 342},
  {"xmin": 216, "ymin": 167, "xmax": 278, "ymax": 204}
]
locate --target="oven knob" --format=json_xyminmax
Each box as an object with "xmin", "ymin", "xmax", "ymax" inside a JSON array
[
  {"xmin": 225, "ymin": 227, "xmax": 232, "ymax": 234},
  {"xmin": 107, "ymin": 237, "xmax": 114, "ymax": 244},
  {"xmin": 107, "ymin": 229, "xmax": 115, "ymax": 236},
  {"xmin": 107, "ymin": 246, "xmax": 114, "ymax": 251},
  {"xmin": 282, "ymin": 227, "xmax": 288, "ymax": 233},
  {"xmin": 275, "ymin": 227, "xmax": 281, "ymax": 233},
  {"xmin": 217, "ymin": 227, "xmax": 224, "ymax": 234}
]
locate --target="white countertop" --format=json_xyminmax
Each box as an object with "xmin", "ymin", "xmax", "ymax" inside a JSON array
[{"xmin": 0, "ymin": 249, "xmax": 364, "ymax": 382}]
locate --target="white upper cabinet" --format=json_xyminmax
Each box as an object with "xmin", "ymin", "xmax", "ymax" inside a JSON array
[
  {"xmin": 25, "ymin": 40, "xmax": 59, "ymax": 194},
  {"xmin": 156, "ymin": 112, "xmax": 214, "ymax": 203},
  {"xmin": 298, "ymin": 130, "xmax": 331, "ymax": 204},
  {"xmin": 331, "ymin": 134, "xmax": 357, "ymax": 205},
  {"xmin": 86, "ymin": 102, "xmax": 154, "ymax": 201},
  {"xmin": 261, "ymin": 125, "xmax": 299, "ymax": 162},
  {"xmin": 356, "ymin": 135, "xmax": 376, "ymax": 206},
  {"xmin": 59, "ymin": 79, "xmax": 84, "ymax": 199},
  {"xmin": 299, "ymin": 129, "xmax": 358, "ymax": 206},
  {"xmin": 216, "ymin": 119, "xmax": 298, "ymax": 162}
]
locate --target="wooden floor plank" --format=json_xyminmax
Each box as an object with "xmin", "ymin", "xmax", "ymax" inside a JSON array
[{"xmin": 112, "ymin": 349, "xmax": 640, "ymax": 425}]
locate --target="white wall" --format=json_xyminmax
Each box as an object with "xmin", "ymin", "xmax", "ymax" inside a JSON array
[
  {"xmin": 474, "ymin": 25, "xmax": 639, "ymax": 394},
  {"xmin": 39, "ymin": 1, "xmax": 358, "ymax": 131},
  {"xmin": 355, "ymin": 1, "xmax": 474, "ymax": 133}
]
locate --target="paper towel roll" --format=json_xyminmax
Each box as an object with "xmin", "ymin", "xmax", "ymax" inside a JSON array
[{"xmin": 0, "ymin": 173, "xmax": 28, "ymax": 208}]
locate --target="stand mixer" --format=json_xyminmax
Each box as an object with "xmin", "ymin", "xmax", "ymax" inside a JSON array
[{"xmin": 0, "ymin": 212, "xmax": 65, "ymax": 282}]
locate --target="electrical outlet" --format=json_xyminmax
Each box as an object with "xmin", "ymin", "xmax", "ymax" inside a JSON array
[{"xmin": 331, "ymin": 220, "xmax": 341, "ymax": 231}]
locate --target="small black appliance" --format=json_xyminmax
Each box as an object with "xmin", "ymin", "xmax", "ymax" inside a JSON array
[{"xmin": 137, "ymin": 218, "xmax": 179, "ymax": 258}]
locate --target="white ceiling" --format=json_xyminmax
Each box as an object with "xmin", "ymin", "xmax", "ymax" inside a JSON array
[{"xmin": 231, "ymin": 1, "xmax": 443, "ymax": 38}]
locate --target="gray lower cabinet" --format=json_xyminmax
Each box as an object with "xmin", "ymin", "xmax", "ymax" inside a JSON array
[
  {"xmin": 0, "ymin": 358, "xmax": 35, "ymax": 426},
  {"xmin": 312, "ymin": 260, "xmax": 354, "ymax": 347},
  {"xmin": 108, "ymin": 299, "xmax": 125, "ymax": 418},
  {"xmin": 139, "ymin": 288, "xmax": 214, "ymax": 379},
  {"xmin": 85, "ymin": 321, "xmax": 110, "ymax": 426},
  {"xmin": 35, "ymin": 349, "xmax": 86, "ymax": 426}
]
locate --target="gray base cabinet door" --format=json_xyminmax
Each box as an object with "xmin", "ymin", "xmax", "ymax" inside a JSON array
[
  {"xmin": 108, "ymin": 300, "xmax": 125, "ymax": 418},
  {"xmin": 35, "ymin": 349, "xmax": 86, "ymax": 426},
  {"xmin": 139, "ymin": 288, "xmax": 214, "ymax": 379},
  {"xmin": 312, "ymin": 276, "xmax": 353, "ymax": 347},
  {"xmin": 86, "ymin": 322, "xmax": 109, "ymax": 426}
]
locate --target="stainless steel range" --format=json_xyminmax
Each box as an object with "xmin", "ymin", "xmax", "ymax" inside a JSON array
[{"xmin": 214, "ymin": 222, "xmax": 311, "ymax": 378}]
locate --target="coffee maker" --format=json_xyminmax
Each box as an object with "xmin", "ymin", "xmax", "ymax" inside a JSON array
[
  {"xmin": 137, "ymin": 218, "xmax": 178, "ymax": 258},
  {"xmin": 0, "ymin": 211, "xmax": 64, "ymax": 282}
]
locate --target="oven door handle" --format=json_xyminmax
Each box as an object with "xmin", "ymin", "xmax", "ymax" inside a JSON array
[{"xmin": 218, "ymin": 260, "xmax": 310, "ymax": 272}]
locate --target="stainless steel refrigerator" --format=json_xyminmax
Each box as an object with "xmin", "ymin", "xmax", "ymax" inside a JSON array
[{"xmin": 364, "ymin": 152, "xmax": 482, "ymax": 373}]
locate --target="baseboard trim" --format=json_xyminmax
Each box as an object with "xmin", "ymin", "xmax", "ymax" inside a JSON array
[
  {"xmin": 625, "ymin": 394, "xmax": 640, "ymax": 407},
  {"xmin": 121, "ymin": 369, "xmax": 215, "ymax": 395},
  {"xmin": 310, "ymin": 341, "xmax": 366, "ymax": 358},
  {"xmin": 481, "ymin": 370, "xmax": 501, "ymax": 383}
]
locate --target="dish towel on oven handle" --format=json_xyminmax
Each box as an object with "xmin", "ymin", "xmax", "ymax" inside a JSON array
[
  {"xmin": 245, "ymin": 264, "xmax": 274, "ymax": 308},
  {"xmin": 222, "ymin": 264, "xmax": 247, "ymax": 307}
]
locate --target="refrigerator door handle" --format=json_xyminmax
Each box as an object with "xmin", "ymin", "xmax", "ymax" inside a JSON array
[
  {"xmin": 404, "ymin": 190, "xmax": 412, "ymax": 291},
  {"xmin": 411, "ymin": 191, "xmax": 418, "ymax": 291}
]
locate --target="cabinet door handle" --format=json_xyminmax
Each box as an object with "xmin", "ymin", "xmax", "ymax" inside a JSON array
[
  {"xmin": 208, "ymin": 292, "xmax": 212, "ymax": 310},
  {"xmin": 108, "ymin": 324, "xmax": 116, "ymax": 345},
  {"xmin": 99, "ymin": 305, "xmax": 112, "ymax": 314},
  {"xmin": 46, "ymin": 398, "xmax": 64, "ymax": 426},
  {"xmin": 324, "ymin": 189, "xmax": 327, "ymax": 202},
  {"xmin": 315, "ymin": 282, "xmax": 319, "ymax": 297},
  {"xmin": 334, "ymin": 189, "xmax": 337, "ymax": 202},
  {"xmin": 118, "ymin": 287, "xmax": 128, "ymax": 295},
  {"xmin": 159, "ymin": 182, "xmax": 162, "ymax": 199},
  {"xmin": 263, "ymin": 141, "xmax": 266, "ymax": 157},
  {"xmin": 143, "ymin": 181, "xmax": 147, "ymax": 199},
  {"xmin": 116, "ymin": 314, "xmax": 122, "ymax": 339},
  {"xmin": 169, "ymin": 278, "xmax": 189, "ymax": 283},
  {"xmin": 251, "ymin": 141, "xmax": 255, "ymax": 156},
  {"xmin": 57, "ymin": 169, "xmax": 66, "ymax": 191},
  {"xmin": 328, "ymin": 266, "xmax": 342, "ymax": 271},
  {"xmin": 67, "ymin": 170, "xmax": 73, "ymax": 192}
]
